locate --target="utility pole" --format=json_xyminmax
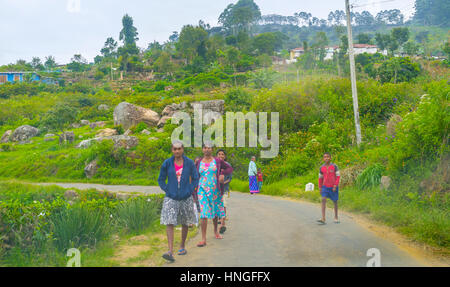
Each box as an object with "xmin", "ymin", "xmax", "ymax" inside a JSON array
[{"xmin": 345, "ymin": 0, "xmax": 362, "ymax": 146}]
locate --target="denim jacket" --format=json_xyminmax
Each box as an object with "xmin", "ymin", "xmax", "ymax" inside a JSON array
[{"xmin": 158, "ymin": 155, "xmax": 199, "ymax": 200}]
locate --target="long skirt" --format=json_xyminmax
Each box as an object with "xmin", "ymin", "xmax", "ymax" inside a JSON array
[{"xmin": 249, "ymin": 176, "xmax": 259, "ymax": 194}]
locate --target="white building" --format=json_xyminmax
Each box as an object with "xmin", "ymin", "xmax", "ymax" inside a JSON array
[{"xmin": 290, "ymin": 44, "xmax": 386, "ymax": 62}]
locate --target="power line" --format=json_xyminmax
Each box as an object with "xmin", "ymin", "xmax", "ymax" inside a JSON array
[{"xmin": 351, "ymin": 0, "xmax": 396, "ymax": 8}]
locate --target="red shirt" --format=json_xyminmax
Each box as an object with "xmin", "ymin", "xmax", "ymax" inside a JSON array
[
  {"xmin": 257, "ymin": 171, "xmax": 263, "ymax": 182},
  {"xmin": 318, "ymin": 163, "xmax": 340, "ymax": 189}
]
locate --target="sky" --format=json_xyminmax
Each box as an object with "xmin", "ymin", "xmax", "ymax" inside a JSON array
[{"xmin": 0, "ymin": 0, "xmax": 416, "ymax": 65}]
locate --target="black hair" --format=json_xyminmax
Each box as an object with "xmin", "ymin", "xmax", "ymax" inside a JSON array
[
  {"xmin": 323, "ymin": 152, "xmax": 331, "ymax": 156},
  {"xmin": 216, "ymin": 149, "xmax": 226, "ymax": 155}
]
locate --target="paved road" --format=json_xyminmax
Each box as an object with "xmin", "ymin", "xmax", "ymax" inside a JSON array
[
  {"xmin": 31, "ymin": 182, "xmax": 428, "ymax": 266},
  {"xmin": 168, "ymin": 192, "xmax": 425, "ymax": 267}
]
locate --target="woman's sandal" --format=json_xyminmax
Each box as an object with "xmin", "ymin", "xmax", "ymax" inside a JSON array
[
  {"xmin": 215, "ymin": 233, "xmax": 224, "ymax": 239},
  {"xmin": 162, "ymin": 252, "xmax": 175, "ymax": 262},
  {"xmin": 178, "ymin": 249, "xmax": 187, "ymax": 255},
  {"xmin": 219, "ymin": 226, "xmax": 226, "ymax": 234},
  {"xmin": 316, "ymin": 219, "xmax": 326, "ymax": 225},
  {"xmin": 334, "ymin": 218, "xmax": 340, "ymax": 224},
  {"xmin": 197, "ymin": 241, "xmax": 207, "ymax": 247}
]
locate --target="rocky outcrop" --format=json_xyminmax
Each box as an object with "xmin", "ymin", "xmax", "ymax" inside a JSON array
[
  {"xmin": 10, "ymin": 125, "xmax": 39, "ymax": 142},
  {"xmin": 84, "ymin": 160, "xmax": 98, "ymax": 179},
  {"xmin": 59, "ymin": 131, "xmax": 75, "ymax": 144},
  {"xmin": 76, "ymin": 135, "xmax": 139, "ymax": 150},
  {"xmin": 191, "ymin": 100, "xmax": 225, "ymax": 125},
  {"xmin": 113, "ymin": 102, "xmax": 160, "ymax": 130},
  {"xmin": 98, "ymin": 104, "xmax": 110, "ymax": 111},
  {"xmin": 1, "ymin": 130, "xmax": 12, "ymax": 143},
  {"xmin": 96, "ymin": 128, "xmax": 118, "ymax": 137},
  {"xmin": 386, "ymin": 114, "xmax": 402, "ymax": 137}
]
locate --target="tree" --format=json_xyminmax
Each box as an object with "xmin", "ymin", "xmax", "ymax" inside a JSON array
[
  {"xmin": 101, "ymin": 37, "xmax": 118, "ymax": 58},
  {"xmin": 413, "ymin": 0, "xmax": 450, "ymax": 26},
  {"xmin": 176, "ymin": 25, "xmax": 208, "ymax": 65},
  {"xmin": 67, "ymin": 54, "xmax": 88, "ymax": 72},
  {"xmin": 443, "ymin": 42, "xmax": 450, "ymax": 61},
  {"xmin": 218, "ymin": 0, "xmax": 261, "ymax": 35},
  {"xmin": 44, "ymin": 56, "xmax": 57, "ymax": 70},
  {"xmin": 377, "ymin": 57, "xmax": 421, "ymax": 84},
  {"xmin": 295, "ymin": 12, "xmax": 312, "ymax": 26},
  {"xmin": 375, "ymin": 33, "xmax": 391, "ymax": 52},
  {"xmin": 391, "ymin": 27, "xmax": 409, "ymax": 47},
  {"xmin": 313, "ymin": 32, "xmax": 328, "ymax": 62},
  {"xmin": 354, "ymin": 10, "xmax": 375, "ymax": 26},
  {"xmin": 403, "ymin": 41, "xmax": 419, "ymax": 56},
  {"xmin": 376, "ymin": 9, "xmax": 404, "ymax": 25},
  {"xmin": 252, "ymin": 32, "xmax": 288, "ymax": 55},
  {"xmin": 357, "ymin": 33, "xmax": 371, "ymax": 44},
  {"xmin": 42, "ymin": 103, "xmax": 78, "ymax": 143},
  {"xmin": 31, "ymin": 57, "xmax": 44, "ymax": 70},
  {"xmin": 119, "ymin": 14, "xmax": 139, "ymax": 47}
]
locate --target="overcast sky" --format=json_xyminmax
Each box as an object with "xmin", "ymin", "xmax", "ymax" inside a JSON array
[{"xmin": 0, "ymin": 0, "xmax": 416, "ymax": 65}]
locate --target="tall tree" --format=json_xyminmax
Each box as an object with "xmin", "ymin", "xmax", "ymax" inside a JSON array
[
  {"xmin": 218, "ymin": 0, "xmax": 261, "ymax": 35},
  {"xmin": 44, "ymin": 56, "xmax": 57, "ymax": 70},
  {"xmin": 414, "ymin": 0, "xmax": 450, "ymax": 26},
  {"xmin": 176, "ymin": 25, "xmax": 208, "ymax": 64},
  {"xmin": 101, "ymin": 37, "xmax": 118, "ymax": 58},
  {"xmin": 119, "ymin": 14, "xmax": 139, "ymax": 47}
]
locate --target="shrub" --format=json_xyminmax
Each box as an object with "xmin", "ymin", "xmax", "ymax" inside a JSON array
[
  {"xmin": 114, "ymin": 196, "xmax": 162, "ymax": 234},
  {"xmin": 356, "ymin": 163, "xmax": 385, "ymax": 190}
]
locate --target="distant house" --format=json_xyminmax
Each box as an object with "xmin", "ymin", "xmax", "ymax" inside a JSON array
[
  {"xmin": 289, "ymin": 44, "xmax": 386, "ymax": 62},
  {"xmin": 0, "ymin": 72, "xmax": 58, "ymax": 85}
]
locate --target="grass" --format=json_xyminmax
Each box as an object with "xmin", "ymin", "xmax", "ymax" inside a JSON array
[{"xmin": 230, "ymin": 172, "xmax": 450, "ymax": 250}]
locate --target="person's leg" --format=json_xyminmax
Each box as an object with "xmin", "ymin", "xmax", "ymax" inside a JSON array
[
  {"xmin": 321, "ymin": 197, "xmax": 327, "ymax": 221},
  {"xmin": 213, "ymin": 217, "xmax": 219, "ymax": 234},
  {"xmin": 201, "ymin": 218, "xmax": 207, "ymax": 242},
  {"xmin": 334, "ymin": 201, "xmax": 338, "ymax": 220},
  {"xmin": 221, "ymin": 207, "xmax": 227, "ymax": 227},
  {"xmin": 166, "ymin": 224, "xmax": 174, "ymax": 254},
  {"xmin": 180, "ymin": 224, "xmax": 188, "ymax": 250}
]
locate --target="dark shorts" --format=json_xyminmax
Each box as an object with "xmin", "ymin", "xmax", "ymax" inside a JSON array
[{"xmin": 321, "ymin": 186, "xmax": 339, "ymax": 201}]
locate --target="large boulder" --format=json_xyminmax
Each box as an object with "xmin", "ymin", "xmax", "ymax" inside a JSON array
[
  {"xmin": 76, "ymin": 135, "xmax": 139, "ymax": 150},
  {"xmin": 191, "ymin": 100, "xmax": 225, "ymax": 125},
  {"xmin": 96, "ymin": 128, "xmax": 118, "ymax": 137},
  {"xmin": 1, "ymin": 130, "xmax": 12, "ymax": 143},
  {"xmin": 113, "ymin": 102, "xmax": 160, "ymax": 130},
  {"xmin": 84, "ymin": 160, "xmax": 98, "ymax": 179},
  {"xmin": 157, "ymin": 116, "xmax": 172, "ymax": 128},
  {"xmin": 98, "ymin": 104, "xmax": 110, "ymax": 111},
  {"xmin": 380, "ymin": 176, "xmax": 392, "ymax": 190},
  {"xmin": 10, "ymin": 125, "xmax": 39, "ymax": 142},
  {"xmin": 161, "ymin": 102, "xmax": 187, "ymax": 117}
]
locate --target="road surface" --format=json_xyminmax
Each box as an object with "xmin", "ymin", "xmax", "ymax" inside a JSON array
[{"xmin": 33, "ymin": 182, "xmax": 430, "ymax": 266}]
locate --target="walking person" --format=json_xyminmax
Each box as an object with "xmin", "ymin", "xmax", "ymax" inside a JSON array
[
  {"xmin": 248, "ymin": 156, "xmax": 259, "ymax": 194},
  {"xmin": 317, "ymin": 152, "xmax": 341, "ymax": 225},
  {"xmin": 195, "ymin": 143, "xmax": 233, "ymax": 247},
  {"xmin": 216, "ymin": 149, "xmax": 232, "ymax": 234},
  {"xmin": 158, "ymin": 141, "xmax": 199, "ymax": 262},
  {"xmin": 257, "ymin": 168, "xmax": 263, "ymax": 192}
]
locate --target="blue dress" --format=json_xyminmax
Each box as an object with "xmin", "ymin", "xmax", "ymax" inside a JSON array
[{"xmin": 197, "ymin": 159, "xmax": 225, "ymax": 219}]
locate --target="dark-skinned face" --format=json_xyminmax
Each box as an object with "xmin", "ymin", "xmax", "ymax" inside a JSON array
[
  {"xmin": 323, "ymin": 154, "xmax": 331, "ymax": 164},
  {"xmin": 172, "ymin": 145, "xmax": 184, "ymax": 158},
  {"xmin": 202, "ymin": 146, "xmax": 212, "ymax": 157},
  {"xmin": 217, "ymin": 151, "xmax": 226, "ymax": 161}
]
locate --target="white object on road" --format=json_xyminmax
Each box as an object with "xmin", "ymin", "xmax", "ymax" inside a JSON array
[{"xmin": 305, "ymin": 183, "xmax": 314, "ymax": 192}]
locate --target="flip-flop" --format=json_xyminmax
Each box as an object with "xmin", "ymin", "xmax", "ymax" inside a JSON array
[
  {"xmin": 219, "ymin": 226, "xmax": 226, "ymax": 234},
  {"xmin": 178, "ymin": 249, "xmax": 187, "ymax": 255},
  {"xmin": 197, "ymin": 241, "xmax": 207, "ymax": 247},
  {"xmin": 334, "ymin": 219, "xmax": 340, "ymax": 224},
  {"xmin": 215, "ymin": 234, "xmax": 224, "ymax": 239},
  {"xmin": 162, "ymin": 252, "xmax": 175, "ymax": 262},
  {"xmin": 316, "ymin": 219, "xmax": 326, "ymax": 225}
]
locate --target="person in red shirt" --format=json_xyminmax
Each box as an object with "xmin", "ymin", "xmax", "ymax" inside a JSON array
[
  {"xmin": 317, "ymin": 152, "xmax": 340, "ymax": 225},
  {"xmin": 257, "ymin": 169, "xmax": 263, "ymax": 192}
]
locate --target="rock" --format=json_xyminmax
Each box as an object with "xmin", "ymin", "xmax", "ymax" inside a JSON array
[
  {"xmin": 10, "ymin": 125, "xmax": 39, "ymax": 142},
  {"xmin": 76, "ymin": 139, "xmax": 95, "ymax": 149},
  {"xmin": 157, "ymin": 128, "xmax": 164, "ymax": 133},
  {"xmin": 148, "ymin": 137, "xmax": 158, "ymax": 141},
  {"xmin": 1, "ymin": 130, "xmax": 12, "ymax": 143},
  {"xmin": 164, "ymin": 86, "xmax": 174, "ymax": 91},
  {"xmin": 72, "ymin": 123, "xmax": 81, "ymax": 128},
  {"xmin": 161, "ymin": 102, "xmax": 187, "ymax": 117},
  {"xmin": 80, "ymin": 120, "xmax": 90, "ymax": 126},
  {"xmin": 113, "ymin": 102, "xmax": 160, "ymax": 130},
  {"xmin": 191, "ymin": 100, "xmax": 225, "ymax": 125},
  {"xmin": 141, "ymin": 129, "xmax": 151, "ymax": 135},
  {"xmin": 89, "ymin": 121, "xmax": 106, "ymax": 129},
  {"xmin": 59, "ymin": 131, "xmax": 75, "ymax": 144},
  {"xmin": 386, "ymin": 114, "xmax": 402, "ymax": 137},
  {"xmin": 45, "ymin": 133, "xmax": 55, "ymax": 137},
  {"xmin": 109, "ymin": 135, "xmax": 139, "ymax": 150},
  {"xmin": 203, "ymin": 111, "xmax": 223, "ymax": 125},
  {"xmin": 116, "ymin": 193, "xmax": 130, "ymax": 201},
  {"xmin": 98, "ymin": 104, "xmax": 110, "ymax": 111},
  {"xmin": 96, "ymin": 128, "xmax": 118, "ymax": 137},
  {"xmin": 157, "ymin": 116, "xmax": 172, "ymax": 128},
  {"xmin": 380, "ymin": 176, "xmax": 391, "ymax": 190},
  {"xmin": 64, "ymin": 189, "xmax": 79, "ymax": 200},
  {"xmin": 84, "ymin": 160, "xmax": 98, "ymax": 179},
  {"xmin": 124, "ymin": 129, "xmax": 132, "ymax": 136}
]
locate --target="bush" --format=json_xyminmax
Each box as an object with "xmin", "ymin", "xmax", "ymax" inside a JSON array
[
  {"xmin": 356, "ymin": 163, "xmax": 385, "ymax": 190},
  {"xmin": 377, "ymin": 57, "xmax": 421, "ymax": 84},
  {"xmin": 114, "ymin": 196, "xmax": 162, "ymax": 234}
]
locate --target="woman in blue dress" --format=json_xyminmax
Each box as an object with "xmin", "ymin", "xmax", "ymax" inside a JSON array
[{"xmin": 194, "ymin": 143, "xmax": 233, "ymax": 247}]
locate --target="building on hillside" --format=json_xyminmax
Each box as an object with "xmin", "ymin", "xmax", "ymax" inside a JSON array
[
  {"xmin": 0, "ymin": 72, "xmax": 58, "ymax": 85},
  {"xmin": 289, "ymin": 44, "xmax": 387, "ymax": 62}
]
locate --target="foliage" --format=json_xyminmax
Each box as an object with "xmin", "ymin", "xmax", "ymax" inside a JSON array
[
  {"xmin": 114, "ymin": 196, "xmax": 162, "ymax": 234},
  {"xmin": 355, "ymin": 163, "xmax": 385, "ymax": 190}
]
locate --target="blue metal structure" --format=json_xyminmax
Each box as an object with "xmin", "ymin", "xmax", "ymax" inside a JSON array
[{"xmin": 0, "ymin": 72, "xmax": 58, "ymax": 85}]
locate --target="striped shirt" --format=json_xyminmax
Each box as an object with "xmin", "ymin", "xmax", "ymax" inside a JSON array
[{"xmin": 318, "ymin": 163, "xmax": 340, "ymax": 189}]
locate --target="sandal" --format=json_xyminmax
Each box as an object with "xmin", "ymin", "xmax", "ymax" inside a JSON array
[
  {"xmin": 215, "ymin": 234, "xmax": 224, "ymax": 239},
  {"xmin": 162, "ymin": 252, "xmax": 175, "ymax": 262},
  {"xmin": 178, "ymin": 248, "xmax": 187, "ymax": 255},
  {"xmin": 334, "ymin": 219, "xmax": 340, "ymax": 224},
  {"xmin": 219, "ymin": 226, "xmax": 226, "ymax": 234},
  {"xmin": 316, "ymin": 219, "xmax": 326, "ymax": 225},
  {"xmin": 197, "ymin": 241, "xmax": 207, "ymax": 247}
]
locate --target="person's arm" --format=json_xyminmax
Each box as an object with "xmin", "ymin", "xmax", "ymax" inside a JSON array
[
  {"xmin": 252, "ymin": 162, "xmax": 257, "ymax": 176},
  {"xmin": 219, "ymin": 158, "xmax": 233, "ymax": 175},
  {"xmin": 190, "ymin": 160, "xmax": 199, "ymax": 194},
  {"xmin": 224, "ymin": 173, "xmax": 232, "ymax": 184},
  {"xmin": 318, "ymin": 166, "xmax": 324, "ymax": 190},
  {"xmin": 158, "ymin": 160, "xmax": 168, "ymax": 192},
  {"xmin": 333, "ymin": 164, "xmax": 340, "ymax": 190}
]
